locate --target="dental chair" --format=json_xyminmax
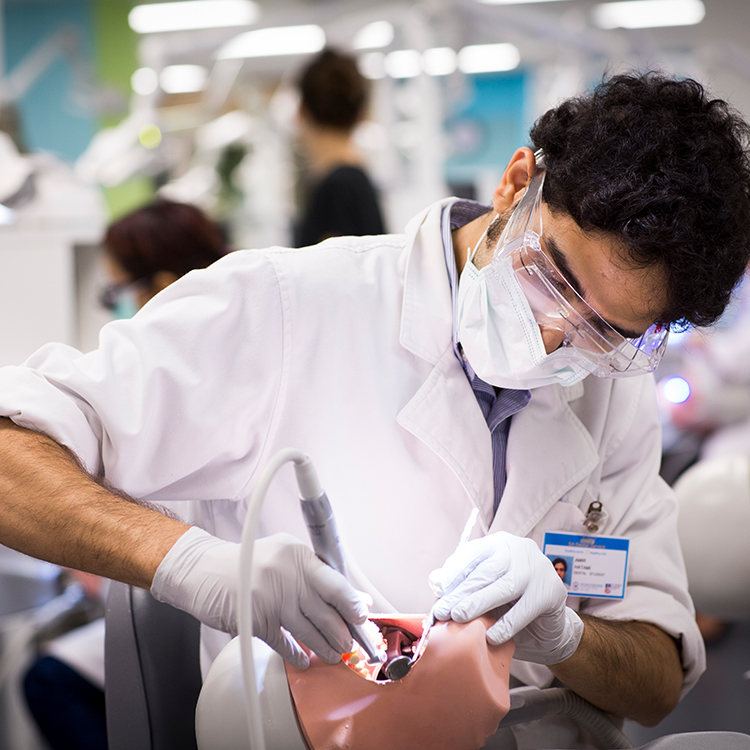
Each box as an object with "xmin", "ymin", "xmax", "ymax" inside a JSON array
[
  {"xmin": 104, "ymin": 580, "xmax": 202, "ymax": 750},
  {"xmin": 105, "ymin": 582, "xmax": 750, "ymax": 750}
]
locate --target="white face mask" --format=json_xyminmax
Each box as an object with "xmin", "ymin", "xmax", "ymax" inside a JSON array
[{"xmin": 456, "ymin": 218, "xmax": 594, "ymax": 390}]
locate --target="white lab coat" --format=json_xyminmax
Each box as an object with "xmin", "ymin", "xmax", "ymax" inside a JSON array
[{"xmin": 0, "ymin": 200, "xmax": 704, "ymax": 746}]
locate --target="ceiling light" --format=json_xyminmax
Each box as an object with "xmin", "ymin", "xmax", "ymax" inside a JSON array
[
  {"xmin": 358, "ymin": 52, "xmax": 386, "ymax": 80},
  {"xmin": 423, "ymin": 47, "xmax": 457, "ymax": 76},
  {"xmin": 458, "ymin": 43, "xmax": 520, "ymax": 74},
  {"xmin": 384, "ymin": 50, "xmax": 422, "ymax": 79},
  {"xmin": 593, "ymin": 0, "xmax": 705, "ymax": 28},
  {"xmin": 129, "ymin": 0, "xmax": 259, "ymax": 34},
  {"xmin": 131, "ymin": 67, "xmax": 158, "ymax": 95},
  {"xmin": 352, "ymin": 21, "xmax": 394, "ymax": 50},
  {"xmin": 160, "ymin": 65, "xmax": 208, "ymax": 94},
  {"xmin": 218, "ymin": 24, "xmax": 325, "ymax": 59}
]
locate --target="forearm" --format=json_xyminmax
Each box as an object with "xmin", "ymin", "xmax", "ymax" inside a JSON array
[
  {"xmin": 550, "ymin": 613, "xmax": 683, "ymax": 726},
  {"xmin": 0, "ymin": 417, "xmax": 190, "ymax": 589}
]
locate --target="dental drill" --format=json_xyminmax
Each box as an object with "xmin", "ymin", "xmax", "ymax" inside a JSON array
[
  {"xmin": 239, "ymin": 449, "xmax": 386, "ymax": 750},
  {"xmin": 294, "ymin": 457, "xmax": 386, "ymax": 665}
]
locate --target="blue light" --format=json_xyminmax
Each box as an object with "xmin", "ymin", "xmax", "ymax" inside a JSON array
[{"xmin": 662, "ymin": 376, "xmax": 691, "ymax": 404}]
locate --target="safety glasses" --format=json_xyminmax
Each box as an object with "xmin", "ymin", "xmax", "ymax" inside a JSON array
[{"xmin": 491, "ymin": 151, "xmax": 668, "ymax": 377}]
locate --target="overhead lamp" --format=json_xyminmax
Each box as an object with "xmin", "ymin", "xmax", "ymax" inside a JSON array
[
  {"xmin": 593, "ymin": 0, "xmax": 705, "ymax": 28},
  {"xmin": 352, "ymin": 21, "xmax": 394, "ymax": 50},
  {"xmin": 384, "ymin": 50, "xmax": 422, "ymax": 79},
  {"xmin": 131, "ymin": 67, "xmax": 159, "ymax": 96},
  {"xmin": 423, "ymin": 47, "xmax": 457, "ymax": 76},
  {"xmin": 218, "ymin": 24, "xmax": 325, "ymax": 59},
  {"xmin": 358, "ymin": 52, "xmax": 386, "ymax": 80},
  {"xmin": 458, "ymin": 43, "xmax": 520, "ymax": 74},
  {"xmin": 129, "ymin": 0, "xmax": 260, "ymax": 34},
  {"xmin": 160, "ymin": 65, "xmax": 208, "ymax": 94}
]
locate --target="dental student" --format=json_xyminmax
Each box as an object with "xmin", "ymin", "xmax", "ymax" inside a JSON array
[{"xmin": 0, "ymin": 72, "xmax": 749, "ymax": 747}]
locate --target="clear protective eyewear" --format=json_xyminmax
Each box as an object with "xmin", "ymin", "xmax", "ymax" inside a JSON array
[{"xmin": 492, "ymin": 151, "xmax": 668, "ymax": 377}]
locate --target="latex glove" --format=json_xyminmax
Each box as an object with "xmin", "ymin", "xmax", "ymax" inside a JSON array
[
  {"xmin": 429, "ymin": 531, "xmax": 583, "ymax": 665},
  {"xmin": 151, "ymin": 527, "xmax": 369, "ymax": 670}
]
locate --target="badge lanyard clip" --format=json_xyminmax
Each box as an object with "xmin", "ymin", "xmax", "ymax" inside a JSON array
[{"xmin": 583, "ymin": 501, "xmax": 604, "ymax": 533}]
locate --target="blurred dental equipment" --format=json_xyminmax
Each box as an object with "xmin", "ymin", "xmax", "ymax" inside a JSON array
[{"xmin": 673, "ymin": 453, "xmax": 750, "ymax": 620}]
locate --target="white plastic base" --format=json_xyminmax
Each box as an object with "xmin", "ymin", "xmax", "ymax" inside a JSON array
[{"xmin": 195, "ymin": 636, "xmax": 308, "ymax": 750}]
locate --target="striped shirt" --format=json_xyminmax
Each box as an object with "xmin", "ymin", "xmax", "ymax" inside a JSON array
[{"xmin": 441, "ymin": 200, "xmax": 531, "ymax": 515}]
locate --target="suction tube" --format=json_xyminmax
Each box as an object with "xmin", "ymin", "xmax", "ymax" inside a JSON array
[{"xmin": 239, "ymin": 449, "xmax": 379, "ymax": 750}]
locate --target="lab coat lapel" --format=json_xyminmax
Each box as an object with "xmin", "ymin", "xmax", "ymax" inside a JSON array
[
  {"xmin": 396, "ymin": 199, "xmax": 495, "ymax": 526},
  {"xmin": 397, "ymin": 346, "xmax": 495, "ymax": 525},
  {"xmin": 491, "ymin": 380, "xmax": 599, "ymax": 537}
]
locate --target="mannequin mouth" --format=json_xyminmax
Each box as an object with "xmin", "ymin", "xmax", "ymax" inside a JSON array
[{"xmin": 342, "ymin": 617, "xmax": 425, "ymax": 682}]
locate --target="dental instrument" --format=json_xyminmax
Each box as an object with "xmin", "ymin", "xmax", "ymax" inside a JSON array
[
  {"xmin": 297, "ymin": 459, "xmax": 385, "ymax": 665},
  {"xmin": 383, "ymin": 507, "xmax": 480, "ymax": 681}
]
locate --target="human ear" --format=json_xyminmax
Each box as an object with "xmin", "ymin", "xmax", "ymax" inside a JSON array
[{"xmin": 492, "ymin": 147, "xmax": 536, "ymax": 214}]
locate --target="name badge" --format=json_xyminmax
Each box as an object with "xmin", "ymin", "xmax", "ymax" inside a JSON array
[{"xmin": 543, "ymin": 531, "xmax": 630, "ymax": 599}]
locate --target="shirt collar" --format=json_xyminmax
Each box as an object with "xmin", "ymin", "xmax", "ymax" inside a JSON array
[{"xmin": 441, "ymin": 199, "xmax": 492, "ymax": 378}]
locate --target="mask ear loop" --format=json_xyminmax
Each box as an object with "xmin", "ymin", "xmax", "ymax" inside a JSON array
[{"xmin": 467, "ymin": 213, "xmax": 499, "ymax": 266}]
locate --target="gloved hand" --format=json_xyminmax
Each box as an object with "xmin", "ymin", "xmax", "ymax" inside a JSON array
[
  {"xmin": 428, "ymin": 531, "xmax": 583, "ymax": 665},
  {"xmin": 151, "ymin": 526, "xmax": 369, "ymax": 670}
]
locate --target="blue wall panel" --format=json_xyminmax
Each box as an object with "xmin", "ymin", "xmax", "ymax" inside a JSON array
[
  {"xmin": 445, "ymin": 71, "xmax": 528, "ymax": 187},
  {"xmin": 4, "ymin": 0, "xmax": 97, "ymax": 161}
]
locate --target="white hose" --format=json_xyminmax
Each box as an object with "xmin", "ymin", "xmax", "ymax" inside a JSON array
[{"xmin": 239, "ymin": 448, "xmax": 310, "ymax": 750}]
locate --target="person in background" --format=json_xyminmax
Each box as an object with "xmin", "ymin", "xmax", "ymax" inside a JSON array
[
  {"xmin": 22, "ymin": 198, "xmax": 229, "ymax": 750},
  {"xmin": 100, "ymin": 199, "xmax": 230, "ymax": 318},
  {"xmin": 293, "ymin": 47, "xmax": 385, "ymax": 247}
]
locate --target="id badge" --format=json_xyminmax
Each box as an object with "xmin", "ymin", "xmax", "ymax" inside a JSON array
[{"xmin": 543, "ymin": 531, "xmax": 630, "ymax": 599}]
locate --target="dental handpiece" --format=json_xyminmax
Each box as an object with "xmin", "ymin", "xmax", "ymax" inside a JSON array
[{"xmin": 295, "ymin": 462, "xmax": 385, "ymax": 665}]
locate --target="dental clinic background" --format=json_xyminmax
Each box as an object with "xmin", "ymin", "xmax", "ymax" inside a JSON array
[{"xmin": 0, "ymin": 0, "xmax": 749, "ymax": 748}]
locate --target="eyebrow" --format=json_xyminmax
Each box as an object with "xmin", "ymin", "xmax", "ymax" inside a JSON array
[{"xmin": 544, "ymin": 236, "xmax": 645, "ymax": 339}]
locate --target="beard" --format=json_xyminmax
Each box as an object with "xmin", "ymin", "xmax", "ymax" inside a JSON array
[{"xmin": 472, "ymin": 202, "xmax": 516, "ymax": 268}]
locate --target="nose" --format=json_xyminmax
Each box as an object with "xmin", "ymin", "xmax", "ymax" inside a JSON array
[{"xmin": 539, "ymin": 326, "xmax": 567, "ymax": 354}]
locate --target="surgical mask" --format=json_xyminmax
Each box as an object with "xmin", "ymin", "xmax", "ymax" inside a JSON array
[
  {"xmin": 457, "ymin": 219, "xmax": 594, "ymax": 389},
  {"xmin": 112, "ymin": 290, "xmax": 139, "ymax": 320},
  {"xmin": 100, "ymin": 280, "xmax": 143, "ymax": 320}
]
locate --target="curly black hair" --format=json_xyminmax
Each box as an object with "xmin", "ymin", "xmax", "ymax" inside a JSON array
[{"xmin": 529, "ymin": 72, "xmax": 750, "ymax": 329}]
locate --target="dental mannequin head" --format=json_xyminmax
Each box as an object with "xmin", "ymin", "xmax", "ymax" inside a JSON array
[
  {"xmin": 287, "ymin": 614, "xmax": 513, "ymax": 750},
  {"xmin": 196, "ymin": 614, "xmax": 513, "ymax": 750}
]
